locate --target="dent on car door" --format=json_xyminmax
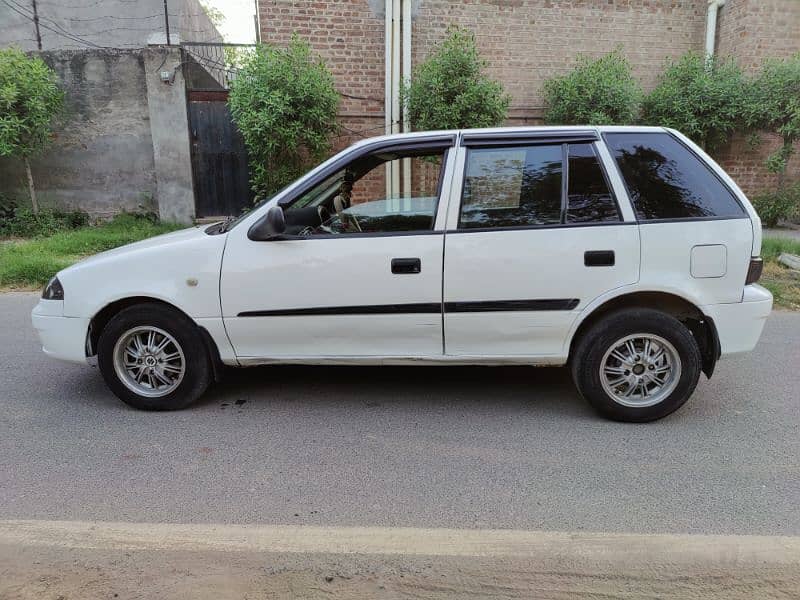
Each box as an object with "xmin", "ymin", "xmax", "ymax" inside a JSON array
[
  {"xmin": 442, "ymin": 134, "xmax": 640, "ymax": 357},
  {"xmin": 219, "ymin": 138, "xmax": 456, "ymax": 359}
]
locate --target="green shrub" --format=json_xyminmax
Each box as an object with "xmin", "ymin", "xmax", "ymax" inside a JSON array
[
  {"xmin": 0, "ymin": 192, "xmax": 17, "ymax": 222},
  {"xmin": 403, "ymin": 26, "xmax": 510, "ymax": 131},
  {"xmin": 542, "ymin": 49, "xmax": 641, "ymax": 125},
  {"xmin": 642, "ymin": 52, "xmax": 749, "ymax": 151},
  {"xmin": 751, "ymin": 181, "xmax": 800, "ymax": 228},
  {"xmin": 0, "ymin": 207, "xmax": 90, "ymax": 238},
  {"xmin": 747, "ymin": 53, "xmax": 800, "ymax": 177},
  {"xmin": 228, "ymin": 36, "xmax": 340, "ymax": 199}
]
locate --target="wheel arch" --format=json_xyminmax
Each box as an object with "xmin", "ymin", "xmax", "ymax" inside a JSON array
[
  {"xmin": 87, "ymin": 296, "xmax": 224, "ymax": 381},
  {"xmin": 568, "ymin": 291, "xmax": 720, "ymax": 378}
]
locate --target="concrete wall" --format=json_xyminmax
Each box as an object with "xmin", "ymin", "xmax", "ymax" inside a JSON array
[
  {"xmin": 0, "ymin": 47, "xmax": 196, "ymax": 223},
  {"xmin": 0, "ymin": 0, "xmax": 220, "ymax": 51},
  {"xmin": 143, "ymin": 47, "xmax": 196, "ymax": 224},
  {"xmin": 0, "ymin": 0, "xmax": 221, "ymax": 222},
  {"xmin": 257, "ymin": 0, "xmax": 799, "ymax": 195},
  {"xmin": 0, "ymin": 49, "xmax": 157, "ymax": 217}
]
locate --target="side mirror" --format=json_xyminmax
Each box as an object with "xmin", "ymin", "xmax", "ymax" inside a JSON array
[{"xmin": 248, "ymin": 205, "xmax": 287, "ymax": 241}]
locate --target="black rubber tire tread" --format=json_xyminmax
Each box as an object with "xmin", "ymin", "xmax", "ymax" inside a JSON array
[
  {"xmin": 571, "ymin": 308, "xmax": 702, "ymax": 423},
  {"xmin": 97, "ymin": 303, "xmax": 211, "ymax": 411}
]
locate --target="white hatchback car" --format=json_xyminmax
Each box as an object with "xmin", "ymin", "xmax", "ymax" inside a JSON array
[{"xmin": 32, "ymin": 126, "xmax": 772, "ymax": 422}]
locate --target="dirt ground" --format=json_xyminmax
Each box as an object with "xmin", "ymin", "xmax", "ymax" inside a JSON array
[{"xmin": 2, "ymin": 543, "xmax": 800, "ymax": 600}]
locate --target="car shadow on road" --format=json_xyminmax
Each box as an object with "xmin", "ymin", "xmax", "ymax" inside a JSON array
[{"xmin": 194, "ymin": 364, "xmax": 600, "ymax": 421}]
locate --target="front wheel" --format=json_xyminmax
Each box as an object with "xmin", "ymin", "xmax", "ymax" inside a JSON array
[
  {"xmin": 97, "ymin": 303, "xmax": 211, "ymax": 410},
  {"xmin": 571, "ymin": 309, "xmax": 702, "ymax": 422}
]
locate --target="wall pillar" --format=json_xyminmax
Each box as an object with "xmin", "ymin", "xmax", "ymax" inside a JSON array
[{"xmin": 143, "ymin": 47, "xmax": 196, "ymax": 224}]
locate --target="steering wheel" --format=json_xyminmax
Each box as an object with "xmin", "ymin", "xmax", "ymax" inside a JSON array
[{"xmin": 342, "ymin": 211, "xmax": 362, "ymax": 233}]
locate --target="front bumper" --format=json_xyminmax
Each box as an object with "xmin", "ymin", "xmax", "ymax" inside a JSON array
[
  {"xmin": 701, "ymin": 285, "xmax": 773, "ymax": 358},
  {"xmin": 31, "ymin": 300, "xmax": 90, "ymax": 364}
]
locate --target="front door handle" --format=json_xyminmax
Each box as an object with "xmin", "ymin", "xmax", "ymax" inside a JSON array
[
  {"xmin": 584, "ymin": 250, "xmax": 615, "ymax": 267},
  {"xmin": 391, "ymin": 257, "xmax": 421, "ymax": 274}
]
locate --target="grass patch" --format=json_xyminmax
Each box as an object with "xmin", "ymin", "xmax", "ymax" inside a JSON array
[
  {"xmin": 0, "ymin": 214, "xmax": 183, "ymax": 289},
  {"xmin": 761, "ymin": 237, "xmax": 800, "ymax": 310}
]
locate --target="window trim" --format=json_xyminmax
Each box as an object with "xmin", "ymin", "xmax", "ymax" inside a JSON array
[
  {"xmin": 277, "ymin": 136, "xmax": 455, "ymax": 210},
  {"xmin": 446, "ymin": 220, "xmax": 638, "ymax": 235},
  {"xmin": 455, "ymin": 140, "xmax": 623, "ymax": 232},
  {"xmin": 560, "ymin": 143, "xmax": 569, "ymax": 224},
  {"xmin": 248, "ymin": 136, "xmax": 456, "ymax": 241},
  {"xmin": 601, "ymin": 131, "xmax": 748, "ymax": 223},
  {"xmin": 461, "ymin": 129, "xmax": 599, "ymax": 147}
]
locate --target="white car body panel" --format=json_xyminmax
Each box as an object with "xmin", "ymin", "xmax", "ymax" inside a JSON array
[
  {"xmin": 40, "ymin": 226, "xmax": 238, "ymax": 363},
  {"xmin": 30, "ymin": 125, "xmax": 771, "ymax": 372},
  {"xmin": 220, "ymin": 234, "xmax": 445, "ymax": 358},
  {"xmin": 637, "ymin": 219, "xmax": 753, "ymax": 304},
  {"xmin": 58, "ymin": 226, "xmax": 226, "ymax": 320},
  {"xmin": 442, "ymin": 226, "xmax": 640, "ymax": 357}
]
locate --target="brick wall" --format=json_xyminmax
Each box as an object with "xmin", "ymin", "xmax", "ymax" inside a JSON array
[
  {"xmin": 714, "ymin": 0, "xmax": 800, "ymax": 194},
  {"xmin": 258, "ymin": 0, "xmax": 798, "ymax": 196},
  {"xmin": 259, "ymin": 0, "xmax": 385, "ymax": 152},
  {"xmin": 411, "ymin": 0, "xmax": 707, "ymax": 124},
  {"xmin": 716, "ymin": 0, "xmax": 800, "ymax": 74}
]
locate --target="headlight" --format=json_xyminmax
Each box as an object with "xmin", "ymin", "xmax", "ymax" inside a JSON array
[{"xmin": 42, "ymin": 276, "xmax": 64, "ymax": 300}]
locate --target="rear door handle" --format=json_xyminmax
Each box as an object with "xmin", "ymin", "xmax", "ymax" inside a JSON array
[
  {"xmin": 584, "ymin": 250, "xmax": 615, "ymax": 267},
  {"xmin": 391, "ymin": 257, "xmax": 421, "ymax": 274}
]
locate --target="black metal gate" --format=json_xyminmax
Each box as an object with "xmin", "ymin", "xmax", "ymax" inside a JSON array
[{"xmin": 187, "ymin": 90, "xmax": 253, "ymax": 218}]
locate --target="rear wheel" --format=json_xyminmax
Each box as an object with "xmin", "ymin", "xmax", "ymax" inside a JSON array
[
  {"xmin": 97, "ymin": 304, "xmax": 211, "ymax": 410},
  {"xmin": 571, "ymin": 309, "xmax": 701, "ymax": 422}
]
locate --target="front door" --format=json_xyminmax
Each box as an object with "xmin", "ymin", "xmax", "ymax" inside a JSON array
[
  {"xmin": 220, "ymin": 139, "xmax": 454, "ymax": 359},
  {"xmin": 442, "ymin": 135, "xmax": 640, "ymax": 358}
]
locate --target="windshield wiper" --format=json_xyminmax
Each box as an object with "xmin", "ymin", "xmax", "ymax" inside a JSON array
[
  {"xmin": 219, "ymin": 215, "xmax": 236, "ymax": 232},
  {"xmin": 205, "ymin": 216, "xmax": 236, "ymax": 235}
]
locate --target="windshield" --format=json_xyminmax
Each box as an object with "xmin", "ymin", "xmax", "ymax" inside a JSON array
[{"xmin": 208, "ymin": 180, "xmax": 296, "ymax": 234}]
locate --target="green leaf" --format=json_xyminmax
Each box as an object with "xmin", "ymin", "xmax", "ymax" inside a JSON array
[
  {"xmin": 0, "ymin": 48, "xmax": 64, "ymax": 159},
  {"xmin": 402, "ymin": 26, "xmax": 510, "ymax": 131},
  {"xmin": 228, "ymin": 36, "xmax": 341, "ymax": 198},
  {"xmin": 542, "ymin": 49, "xmax": 641, "ymax": 126}
]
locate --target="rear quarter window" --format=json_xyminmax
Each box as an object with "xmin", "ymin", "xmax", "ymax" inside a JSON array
[{"xmin": 604, "ymin": 132, "xmax": 745, "ymax": 220}]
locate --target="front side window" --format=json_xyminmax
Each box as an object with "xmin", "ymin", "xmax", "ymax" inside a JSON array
[
  {"xmin": 604, "ymin": 132, "xmax": 745, "ymax": 220},
  {"xmin": 459, "ymin": 142, "xmax": 619, "ymax": 229},
  {"xmin": 283, "ymin": 148, "xmax": 447, "ymax": 236}
]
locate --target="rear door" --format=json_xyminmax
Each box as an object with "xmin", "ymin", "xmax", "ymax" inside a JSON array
[{"xmin": 442, "ymin": 131, "xmax": 640, "ymax": 358}]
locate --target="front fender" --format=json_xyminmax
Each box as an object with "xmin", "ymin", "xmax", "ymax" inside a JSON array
[{"xmin": 58, "ymin": 228, "xmax": 227, "ymax": 320}]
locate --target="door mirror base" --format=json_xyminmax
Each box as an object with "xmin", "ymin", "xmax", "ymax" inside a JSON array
[{"xmin": 248, "ymin": 206, "xmax": 288, "ymax": 241}]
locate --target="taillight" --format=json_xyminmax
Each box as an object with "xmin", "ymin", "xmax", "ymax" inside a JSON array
[{"xmin": 745, "ymin": 257, "xmax": 763, "ymax": 285}]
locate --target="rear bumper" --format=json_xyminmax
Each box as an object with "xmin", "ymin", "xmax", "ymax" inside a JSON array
[
  {"xmin": 701, "ymin": 285, "xmax": 773, "ymax": 358},
  {"xmin": 31, "ymin": 301, "xmax": 89, "ymax": 364}
]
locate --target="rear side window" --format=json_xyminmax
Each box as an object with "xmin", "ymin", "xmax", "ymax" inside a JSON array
[
  {"xmin": 459, "ymin": 143, "xmax": 619, "ymax": 229},
  {"xmin": 605, "ymin": 132, "xmax": 744, "ymax": 220},
  {"xmin": 567, "ymin": 143, "xmax": 618, "ymax": 223}
]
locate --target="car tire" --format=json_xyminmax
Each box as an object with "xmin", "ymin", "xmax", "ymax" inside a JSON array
[
  {"xmin": 571, "ymin": 308, "xmax": 702, "ymax": 423},
  {"xmin": 97, "ymin": 303, "xmax": 211, "ymax": 411}
]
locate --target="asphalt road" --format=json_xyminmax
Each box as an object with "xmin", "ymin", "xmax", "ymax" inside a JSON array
[{"xmin": 1, "ymin": 292, "xmax": 799, "ymax": 536}]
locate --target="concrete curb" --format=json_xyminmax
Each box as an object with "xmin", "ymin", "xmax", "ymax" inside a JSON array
[{"xmin": 2, "ymin": 520, "xmax": 799, "ymax": 566}]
